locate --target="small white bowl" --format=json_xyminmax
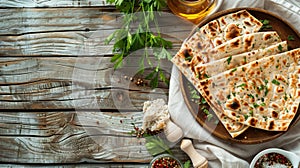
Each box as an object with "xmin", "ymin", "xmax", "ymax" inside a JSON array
[{"xmin": 250, "ymin": 148, "xmax": 300, "ymax": 168}]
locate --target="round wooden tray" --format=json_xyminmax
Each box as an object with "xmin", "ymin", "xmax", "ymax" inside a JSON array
[{"xmin": 180, "ymin": 8, "xmax": 300, "ymax": 144}]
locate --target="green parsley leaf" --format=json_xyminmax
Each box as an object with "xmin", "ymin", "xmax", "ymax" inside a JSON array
[
  {"xmin": 272, "ymin": 79, "xmax": 280, "ymax": 85},
  {"xmin": 231, "ymin": 68, "xmax": 237, "ymax": 73},
  {"xmin": 249, "ymin": 110, "xmax": 253, "ymax": 116},
  {"xmin": 201, "ymin": 97, "xmax": 207, "ymax": 104},
  {"xmin": 145, "ymin": 135, "xmax": 172, "ymax": 156},
  {"xmin": 237, "ymin": 83, "xmax": 246, "ymax": 88},
  {"xmin": 260, "ymin": 19, "xmax": 272, "ymax": 30},
  {"xmin": 185, "ymin": 56, "xmax": 192, "ymax": 61},
  {"xmin": 287, "ymin": 35, "xmax": 295, "ymax": 41},
  {"xmin": 253, "ymin": 103, "xmax": 259, "ymax": 108},
  {"xmin": 183, "ymin": 160, "xmax": 191, "ymax": 168},
  {"xmin": 105, "ymin": 0, "xmax": 172, "ymax": 88},
  {"xmin": 227, "ymin": 56, "xmax": 232, "ymax": 65},
  {"xmin": 204, "ymin": 73, "xmax": 210, "ymax": 79},
  {"xmin": 247, "ymin": 94, "xmax": 254, "ymax": 99},
  {"xmin": 244, "ymin": 114, "xmax": 249, "ymax": 120},
  {"xmin": 278, "ymin": 44, "xmax": 283, "ymax": 52}
]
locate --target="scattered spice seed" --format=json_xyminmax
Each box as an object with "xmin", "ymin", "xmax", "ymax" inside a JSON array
[
  {"xmin": 254, "ymin": 152, "xmax": 293, "ymax": 168},
  {"xmin": 151, "ymin": 156, "xmax": 182, "ymax": 168}
]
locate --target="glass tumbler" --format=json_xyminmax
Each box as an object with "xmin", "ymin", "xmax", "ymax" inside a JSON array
[{"xmin": 167, "ymin": 0, "xmax": 216, "ymax": 24}]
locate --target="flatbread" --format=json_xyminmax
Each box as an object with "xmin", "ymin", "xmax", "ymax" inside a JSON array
[
  {"xmin": 198, "ymin": 48, "xmax": 300, "ymax": 131},
  {"xmin": 173, "ymin": 31, "xmax": 282, "ymax": 84},
  {"xmin": 198, "ymin": 10, "xmax": 263, "ymax": 46},
  {"xmin": 195, "ymin": 41, "xmax": 288, "ymax": 80},
  {"xmin": 190, "ymin": 31, "xmax": 282, "ymax": 68},
  {"xmin": 173, "ymin": 9, "xmax": 264, "ymax": 80},
  {"xmin": 171, "ymin": 19, "xmax": 278, "ymax": 138}
]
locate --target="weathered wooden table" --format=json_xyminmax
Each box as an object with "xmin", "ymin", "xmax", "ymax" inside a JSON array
[{"xmin": 0, "ymin": 0, "xmax": 195, "ymax": 167}]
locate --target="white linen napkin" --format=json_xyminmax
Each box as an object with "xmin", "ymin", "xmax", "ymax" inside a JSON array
[{"xmin": 168, "ymin": 0, "xmax": 300, "ymax": 167}]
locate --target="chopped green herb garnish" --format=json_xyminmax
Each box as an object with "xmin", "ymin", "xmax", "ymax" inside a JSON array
[
  {"xmin": 231, "ymin": 68, "xmax": 237, "ymax": 73},
  {"xmin": 260, "ymin": 19, "xmax": 272, "ymax": 30},
  {"xmin": 264, "ymin": 88, "xmax": 269, "ymax": 96},
  {"xmin": 191, "ymin": 93, "xmax": 201, "ymax": 99},
  {"xmin": 249, "ymin": 110, "xmax": 253, "ymax": 116},
  {"xmin": 244, "ymin": 56, "xmax": 247, "ymax": 63},
  {"xmin": 227, "ymin": 56, "xmax": 232, "ymax": 65},
  {"xmin": 253, "ymin": 103, "xmax": 259, "ymax": 108},
  {"xmin": 272, "ymin": 79, "xmax": 280, "ymax": 85},
  {"xmin": 247, "ymin": 94, "xmax": 254, "ymax": 99},
  {"xmin": 227, "ymin": 95, "xmax": 231, "ymax": 99},
  {"xmin": 185, "ymin": 56, "xmax": 192, "ymax": 61},
  {"xmin": 201, "ymin": 97, "xmax": 207, "ymax": 104},
  {"xmin": 258, "ymin": 85, "xmax": 264, "ymax": 91},
  {"xmin": 237, "ymin": 83, "xmax": 246, "ymax": 88},
  {"xmin": 263, "ymin": 116, "xmax": 268, "ymax": 121},
  {"xmin": 284, "ymin": 93, "xmax": 288, "ymax": 101},
  {"xmin": 278, "ymin": 44, "xmax": 283, "ymax": 52},
  {"xmin": 260, "ymin": 102, "xmax": 266, "ymax": 106},
  {"xmin": 261, "ymin": 19, "xmax": 270, "ymax": 25},
  {"xmin": 204, "ymin": 73, "xmax": 210, "ymax": 79},
  {"xmin": 244, "ymin": 114, "xmax": 249, "ymax": 120},
  {"xmin": 264, "ymin": 79, "xmax": 268, "ymax": 84},
  {"xmin": 287, "ymin": 35, "xmax": 295, "ymax": 41},
  {"xmin": 207, "ymin": 114, "xmax": 213, "ymax": 121},
  {"xmin": 203, "ymin": 108, "xmax": 210, "ymax": 115}
]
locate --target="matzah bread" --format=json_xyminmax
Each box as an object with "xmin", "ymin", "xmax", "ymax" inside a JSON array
[
  {"xmin": 195, "ymin": 41, "xmax": 288, "ymax": 80},
  {"xmin": 197, "ymin": 48, "xmax": 300, "ymax": 131},
  {"xmin": 198, "ymin": 10, "xmax": 263, "ymax": 46}
]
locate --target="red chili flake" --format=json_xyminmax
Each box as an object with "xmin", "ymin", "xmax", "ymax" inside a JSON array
[
  {"xmin": 254, "ymin": 152, "xmax": 293, "ymax": 168},
  {"xmin": 151, "ymin": 156, "xmax": 181, "ymax": 168}
]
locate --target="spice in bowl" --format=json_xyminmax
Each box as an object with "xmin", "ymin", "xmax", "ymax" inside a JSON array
[
  {"xmin": 250, "ymin": 148, "xmax": 299, "ymax": 168},
  {"xmin": 254, "ymin": 152, "xmax": 293, "ymax": 168},
  {"xmin": 150, "ymin": 154, "xmax": 183, "ymax": 168}
]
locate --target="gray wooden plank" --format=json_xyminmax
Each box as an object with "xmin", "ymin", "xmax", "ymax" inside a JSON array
[
  {"xmin": 0, "ymin": 57, "xmax": 171, "ymax": 110},
  {"xmin": 0, "ymin": 8, "xmax": 193, "ymax": 37},
  {"xmin": 0, "ymin": 164, "xmax": 148, "ymax": 168},
  {"xmin": 0, "ymin": 0, "xmax": 110, "ymax": 7},
  {"xmin": 0, "ymin": 111, "xmax": 188, "ymax": 163}
]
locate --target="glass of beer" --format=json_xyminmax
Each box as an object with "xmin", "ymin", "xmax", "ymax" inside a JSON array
[{"xmin": 167, "ymin": 0, "xmax": 216, "ymax": 24}]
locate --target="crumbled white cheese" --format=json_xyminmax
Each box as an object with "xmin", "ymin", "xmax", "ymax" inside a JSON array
[{"xmin": 142, "ymin": 99, "xmax": 170, "ymax": 131}]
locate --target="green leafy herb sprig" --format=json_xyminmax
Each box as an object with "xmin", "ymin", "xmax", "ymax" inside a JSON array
[
  {"xmin": 129, "ymin": 123, "xmax": 172, "ymax": 156},
  {"xmin": 129, "ymin": 123, "xmax": 192, "ymax": 167},
  {"xmin": 105, "ymin": 0, "xmax": 173, "ymax": 88},
  {"xmin": 188, "ymin": 84, "xmax": 218, "ymax": 123},
  {"xmin": 260, "ymin": 19, "xmax": 272, "ymax": 30}
]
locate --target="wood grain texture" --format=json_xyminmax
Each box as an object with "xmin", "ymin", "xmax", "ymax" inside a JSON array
[
  {"xmin": 0, "ymin": 111, "xmax": 188, "ymax": 163},
  {"xmin": 0, "ymin": 0, "xmax": 110, "ymax": 7},
  {"xmin": 0, "ymin": 57, "xmax": 171, "ymax": 110},
  {"xmin": 0, "ymin": 4, "xmax": 193, "ymax": 165}
]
